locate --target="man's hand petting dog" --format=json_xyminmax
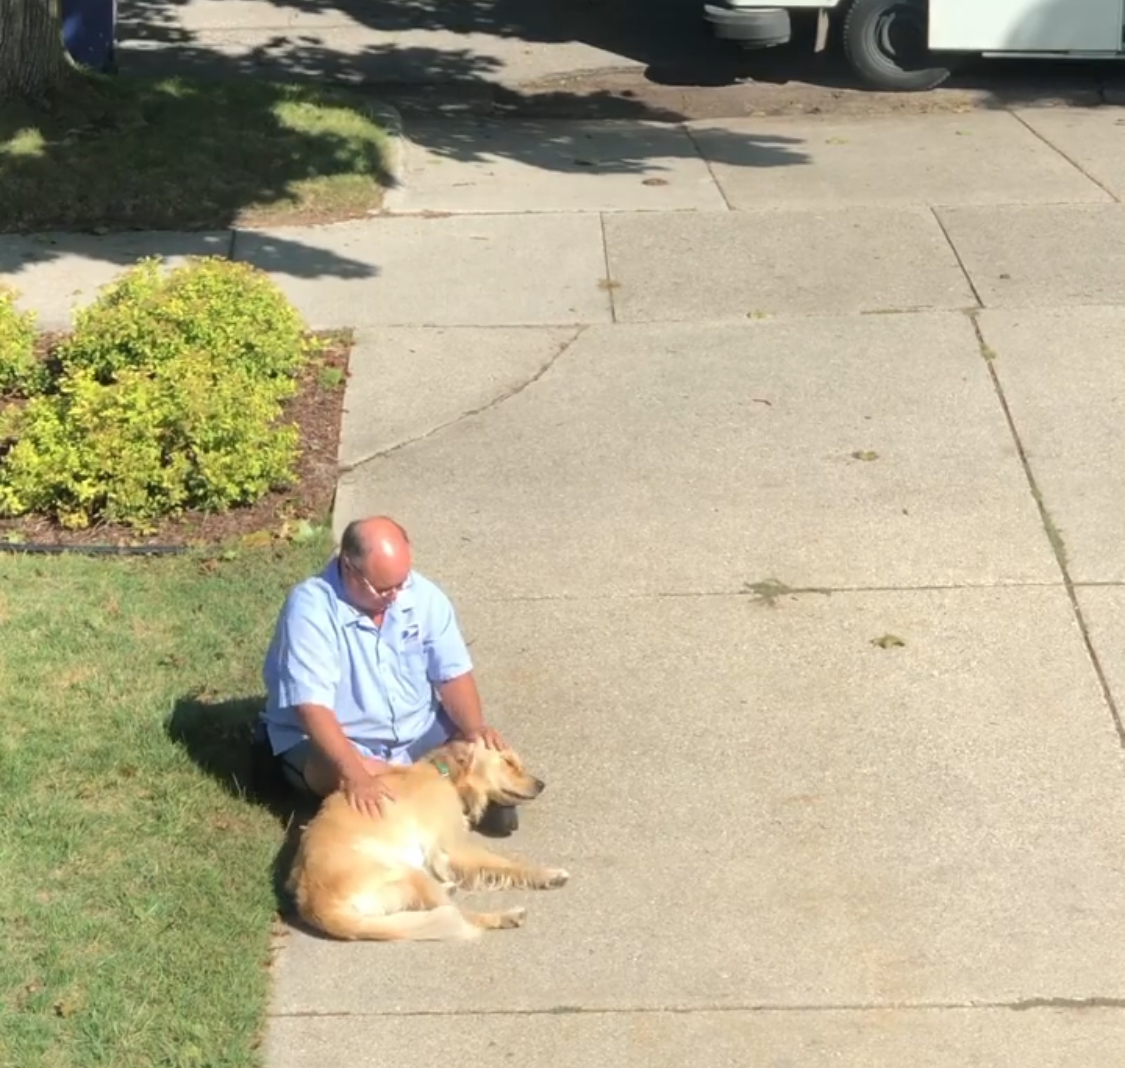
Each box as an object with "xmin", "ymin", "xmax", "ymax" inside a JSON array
[
  {"xmin": 466, "ymin": 725, "xmax": 507, "ymax": 750},
  {"xmin": 343, "ymin": 764, "xmax": 395, "ymax": 818}
]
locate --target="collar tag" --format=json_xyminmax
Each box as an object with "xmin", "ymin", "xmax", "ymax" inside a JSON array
[{"xmin": 432, "ymin": 759, "xmax": 451, "ymax": 777}]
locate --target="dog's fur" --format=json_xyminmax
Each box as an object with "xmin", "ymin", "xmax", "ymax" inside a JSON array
[{"xmin": 284, "ymin": 737, "xmax": 569, "ymax": 942}]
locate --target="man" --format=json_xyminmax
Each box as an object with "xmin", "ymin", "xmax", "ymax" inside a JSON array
[{"xmin": 257, "ymin": 514, "xmax": 518, "ymax": 836}]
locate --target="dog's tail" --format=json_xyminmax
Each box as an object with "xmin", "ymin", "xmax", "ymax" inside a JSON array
[{"xmin": 308, "ymin": 903, "xmax": 481, "ymax": 943}]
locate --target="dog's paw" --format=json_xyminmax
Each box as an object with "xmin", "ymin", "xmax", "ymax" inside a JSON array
[
  {"xmin": 498, "ymin": 907, "xmax": 527, "ymax": 929},
  {"xmin": 541, "ymin": 868, "xmax": 570, "ymax": 889}
]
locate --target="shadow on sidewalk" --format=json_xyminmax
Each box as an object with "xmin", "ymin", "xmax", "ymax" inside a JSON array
[{"xmin": 117, "ymin": 0, "xmax": 1122, "ymax": 101}]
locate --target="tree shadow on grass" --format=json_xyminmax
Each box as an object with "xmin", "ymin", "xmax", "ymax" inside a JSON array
[
  {"xmin": 165, "ymin": 692, "xmax": 318, "ymax": 916},
  {"xmin": 0, "ymin": 73, "xmax": 395, "ymax": 235}
]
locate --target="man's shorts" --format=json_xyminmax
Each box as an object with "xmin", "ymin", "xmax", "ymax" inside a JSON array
[{"xmin": 273, "ymin": 706, "xmax": 457, "ymax": 795}]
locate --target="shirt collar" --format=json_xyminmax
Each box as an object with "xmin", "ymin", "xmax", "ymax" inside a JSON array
[{"xmin": 322, "ymin": 555, "xmax": 417, "ymax": 626}]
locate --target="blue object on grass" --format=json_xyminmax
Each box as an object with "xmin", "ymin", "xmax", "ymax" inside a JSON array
[{"xmin": 61, "ymin": 0, "xmax": 117, "ymax": 73}]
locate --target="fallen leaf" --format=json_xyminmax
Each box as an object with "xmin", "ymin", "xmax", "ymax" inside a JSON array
[
  {"xmin": 871, "ymin": 633, "xmax": 905, "ymax": 649},
  {"xmin": 851, "ymin": 450, "xmax": 879, "ymax": 462},
  {"xmin": 240, "ymin": 530, "xmax": 274, "ymax": 549},
  {"xmin": 642, "ymin": 177, "xmax": 669, "ymax": 186}
]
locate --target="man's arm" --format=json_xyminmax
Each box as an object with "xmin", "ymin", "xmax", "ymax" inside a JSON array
[
  {"xmin": 436, "ymin": 671, "xmax": 485, "ymax": 737},
  {"xmin": 425, "ymin": 584, "xmax": 505, "ymax": 748},
  {"xmin": 437, "ymin": 671, "xmax": 505, "ymax": 750},
  {"xmin": 297, "ymin": 702, "xmax": 378, "ymax": 784}
]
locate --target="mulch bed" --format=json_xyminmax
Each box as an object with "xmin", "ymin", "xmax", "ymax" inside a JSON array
[{"xmin": 0, "ymin": 331, "xmax": 353, "ymax": 551}]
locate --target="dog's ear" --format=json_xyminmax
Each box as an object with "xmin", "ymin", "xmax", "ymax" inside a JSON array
[
  {"xmin": 439, "ymin": 736, "xmax": 489, "ymax": 774},
  {"xmin": 443, "ymin": 738, "xmax": 479, "ymax": 772}
]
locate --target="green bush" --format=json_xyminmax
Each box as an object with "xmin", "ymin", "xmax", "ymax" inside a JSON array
[
  {"xmin": 0, "ymin": 353, "xmax": 300, "ymax": 530},
  {"xmin": 0, "ymin": 257, "xmax": 312, "ymax": 531},
  {"xmin": 0, "ymin": 287, "xmax": 47, "ymax": 398},
  {"xmin": 57, "ymin": 256, "xmax": 314, "ymax": 383}
]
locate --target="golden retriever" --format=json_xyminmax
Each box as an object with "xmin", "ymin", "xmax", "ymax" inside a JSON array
[{"xmin": 284, "ymin": 737, "xmax": 569, "ymax": 941}]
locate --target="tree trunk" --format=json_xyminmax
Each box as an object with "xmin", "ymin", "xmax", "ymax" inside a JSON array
[{"xmin": 0, "ymin": 0, "xmax": 71, "ymax": 101}]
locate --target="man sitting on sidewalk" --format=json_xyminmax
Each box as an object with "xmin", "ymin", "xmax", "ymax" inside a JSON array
[{"xmin": 255, "ymin": 513, "xmax": 518, "ymax": 836}]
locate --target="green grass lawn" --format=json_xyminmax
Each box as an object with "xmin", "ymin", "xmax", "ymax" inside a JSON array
[
  {"xmin": 0, "ymin": 74, "xmax": 392, "ymax": 233},
  {"xmin": 0, "ymin": 532, "xmax": 333, "ymax": 1068}
]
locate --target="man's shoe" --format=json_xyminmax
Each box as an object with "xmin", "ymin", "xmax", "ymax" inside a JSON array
[{"xmin": 475, "ymin": 801, "xmax": 519, "ymax": 838}]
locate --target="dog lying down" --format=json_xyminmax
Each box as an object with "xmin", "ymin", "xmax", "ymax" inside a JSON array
[{"xmin": 285, "ymin": 737, "xmax": 570, "ymax": 942}]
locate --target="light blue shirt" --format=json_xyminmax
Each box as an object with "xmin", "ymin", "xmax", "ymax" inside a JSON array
[{"xmin": 260, "ymin": 557, "xmax": 473, "ymax": 758}]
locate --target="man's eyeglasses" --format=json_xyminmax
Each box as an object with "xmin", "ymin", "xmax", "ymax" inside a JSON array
[{"xmin": 344, "ymin": 557, "xmax": 407, "ymax": 599}]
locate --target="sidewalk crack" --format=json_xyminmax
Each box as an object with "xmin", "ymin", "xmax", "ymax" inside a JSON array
[{"xmin": 338, "ymin": 325, "xmax": 589, "ymax": 474}]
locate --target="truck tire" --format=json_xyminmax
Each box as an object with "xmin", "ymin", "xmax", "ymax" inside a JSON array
[{"xmin": 841, "ymin": 0, "xmax": 953, "ymax": 91}]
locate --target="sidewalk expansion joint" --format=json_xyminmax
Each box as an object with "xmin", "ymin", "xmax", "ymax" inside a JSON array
[
  {"xmin": 337, "ymin": 324, "xmax": 589, "ymax": 474},
  {"xmin": 430, "ymin": 581, "xmax": 1069, "ymax": 604},
  {"xmin": 969, "ymin": 311, "xmax": 1125, "ymax": 749},
  {"xmin": 271, "ymin": 996, "xmax": 1125, "ymax": 1019},
  {"xmin": 1010, "ymin": 110, "xmax": 1121, "ymax": 205},
  {"xmin": 683, "ymin": 123, "xmax": 734, "ymax": 213},
  {"xmin": 931, "ymin": 208, "xmax": 983, "ymax": 308},
  {"xmin": 598, "ymin": 213, "xmax": 616, "ymax": 323}
]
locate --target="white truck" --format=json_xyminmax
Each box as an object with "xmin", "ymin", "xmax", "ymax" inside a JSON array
[{"xmin": 704, "ymin": 0, "xmax": 1124, "ymax": 91}]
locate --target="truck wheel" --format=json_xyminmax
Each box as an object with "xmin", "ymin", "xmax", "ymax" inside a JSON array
[{"xmin": 841, "ymin": 0, "xmax": 953, "ymax": 91}]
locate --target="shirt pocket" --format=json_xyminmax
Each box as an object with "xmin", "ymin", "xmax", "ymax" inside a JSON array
[{"xmin": 397, "ymin": 638, "xmax": 431, "ymax": 698}]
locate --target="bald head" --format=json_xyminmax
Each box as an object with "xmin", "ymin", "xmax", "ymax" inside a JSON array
[{"xmin": 339, "ymin": 516, "xmax": 413, "ymax": 603}]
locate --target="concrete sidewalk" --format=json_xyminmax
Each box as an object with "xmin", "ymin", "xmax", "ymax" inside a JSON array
[
  {"xmin": 286, "ymin": 106, "xmax": 1125, "ymax": 1066},
  {"xmin": 7, "ymin": 105, "xmax": 1125, "ymax": 1065}
]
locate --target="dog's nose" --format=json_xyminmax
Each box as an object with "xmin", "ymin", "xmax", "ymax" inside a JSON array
[{"xmin": 533, "ymin": 778, "xmax": 546, "ymax": 793}]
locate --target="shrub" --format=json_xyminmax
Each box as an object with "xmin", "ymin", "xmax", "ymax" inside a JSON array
[
  {"xmin": 0, "ymin": 287, "xmax": 47, "ymax": 398},
  {"xmin": 0, "ymin": 256, "xmax": 313, "ymax": 530},
  {"xmin": 56, "ymin": 256, "xmax": 314, "ymax": 383},
  {"xmin": 0, "ymin": 352, "xmax": 300, "ymax": 530}
]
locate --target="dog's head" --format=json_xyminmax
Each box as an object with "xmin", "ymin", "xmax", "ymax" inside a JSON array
[{"xmin": 433, "ymin": 738, "xmax": 545, "ymax": 822}]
